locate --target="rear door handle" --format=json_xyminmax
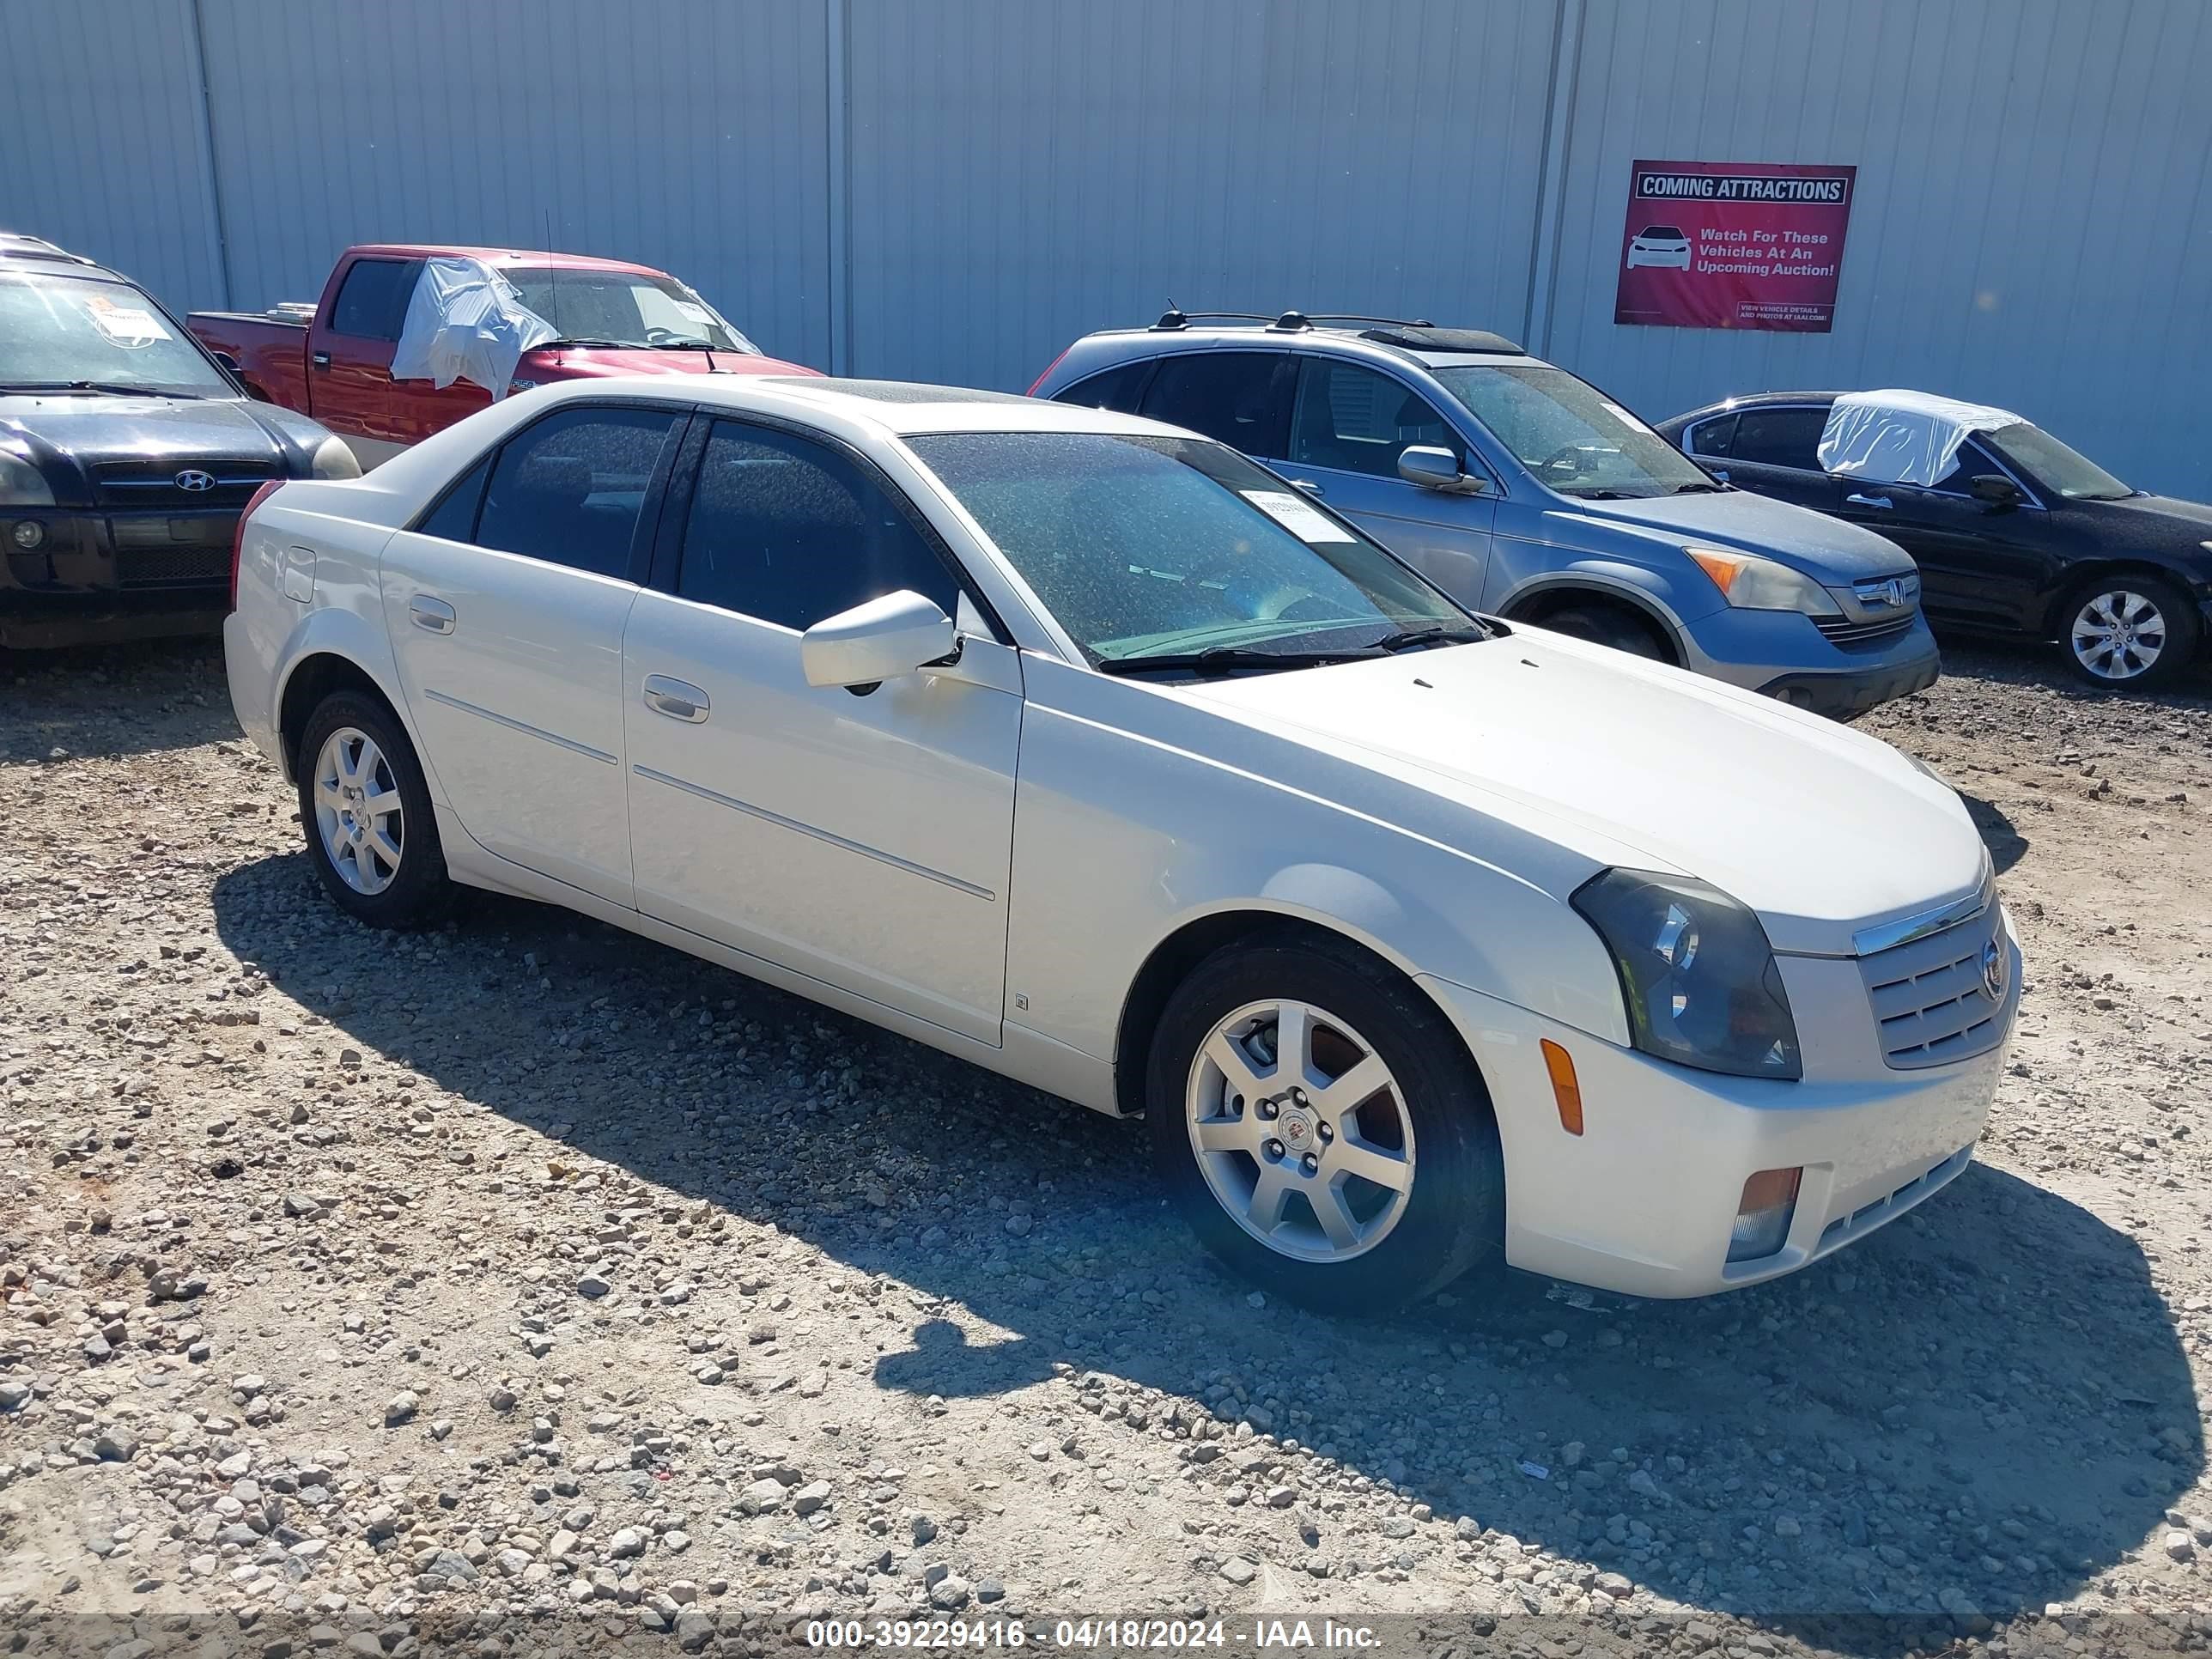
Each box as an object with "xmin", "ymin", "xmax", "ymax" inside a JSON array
[
  {"xmin": 642, "ymin": 675, "xmax": 710, "ymax": 723},
  {"xmin": 311, "ymin": 350, "xmax": 332, "ymax": 369},
  {"xmin": 409, "ymin": 595, "xmax": 456, "ymax": 634},
  {"xmin": 1844, "ymin": 492, "xmax": 1893, "ymax": 509},
  {"xmin": 1289, "ymin": 479, "xmax": 1326, "ymax": 498}
]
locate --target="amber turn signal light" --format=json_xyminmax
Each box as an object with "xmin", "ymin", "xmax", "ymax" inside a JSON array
[{"xmin": 1540, "ymin": 1038, "xmax": 1583, "ymax": 1136}]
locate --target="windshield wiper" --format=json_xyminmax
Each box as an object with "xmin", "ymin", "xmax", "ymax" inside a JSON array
[
  {"xmin": 4, "ymin": 380, "xmax": 203, "ymax": 398},
  {"xmin": 1370, "ymin": 623, "xmax": 1492, "ymax": 652},
  {"xmin": 1672, "ymin": 481, "xmax": 1725, "ymax": 493},
  {"xmin": 1557, "ymin": 486, "xmax": 1638, "ymax": 500},
  {"xmin": 545, "ymin": 337, "xmax": 642, "ymax": 350},
  {"xmin": 1097, "ymin": 645, "xmax": 1386, "ymax": 677}
]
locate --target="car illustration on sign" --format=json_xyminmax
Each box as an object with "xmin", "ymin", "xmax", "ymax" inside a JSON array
[{"xmin": 1626, "ymin": 225, "xmax": 1693, "ymax": 269}]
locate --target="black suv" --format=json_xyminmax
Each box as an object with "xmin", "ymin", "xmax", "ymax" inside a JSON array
[
  {"xmin": 1657, "ymin": 392, "xmax": 2212, "ymax": 690},
  {"xmin": 0, "ymin": 237, "xmax": 359, "ymax": 647}
]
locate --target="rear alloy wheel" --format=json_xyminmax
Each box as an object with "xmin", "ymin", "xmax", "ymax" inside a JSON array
[
  {"xmin": 297, "ymin": 690, "xmax": 454, "ymax": 928},
  {"xmin": 1540, "ymin": 601, "xmax": 1672, "ymax": 663},
  {"xmin": 1147, "ymin": 937, "xmax": 1504, "ymax": 1314},
  {"xmin": 2063, "ymin": 576, "xmax": 2198, "ymax": 690}
]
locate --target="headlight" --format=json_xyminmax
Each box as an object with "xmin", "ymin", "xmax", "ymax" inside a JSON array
[
  {"xmin": 1572, "ymin": 869, "xmax": 1802, "ymax": 1080},
  {"xmin": 311, "ymin": 435, "xmax": 362, "ymax": 480},
  {"xmin": 1687, "ymin": 548, "xmax": 1841, "ymax": 617},
  {"xmin": 0, "ymin": 448, "xmax": 55, "ymax": 507}
]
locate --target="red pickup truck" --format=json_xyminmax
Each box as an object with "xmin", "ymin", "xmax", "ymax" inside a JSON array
[{"xmin": 188, "ymin": 243, "xmax": 815, "ymax": 466}]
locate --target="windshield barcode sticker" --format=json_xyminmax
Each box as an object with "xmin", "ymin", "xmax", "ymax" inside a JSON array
[{"xmin": 1243, "ymin": 489, "xmax": 1356, "ymax": 543}]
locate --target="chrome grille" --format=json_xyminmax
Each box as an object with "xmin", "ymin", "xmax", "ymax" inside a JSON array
[
  {"xmin": 1858, "ymin": 900, "xmax": 2008, "ymax": 1069},
  {"xmin": 1815, "ymin": 612, "xmax": 1917, "ymax": 647},
  {"xmin": 92, "ymin": 458, "xmax": 279, "ymax": 510}
]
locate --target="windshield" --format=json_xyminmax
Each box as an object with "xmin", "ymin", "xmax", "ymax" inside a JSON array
[
  {"xmin": 1985, "ymin": 422, "xmax": 2132, "ymax": 501},
  {"xmin": 1431, "ymin": 364, "xmax": 1715, "ymax": 498},
  {"xmin": 0, "ymin": 270, "xmax": 232, "ymax": 396},
  {"xmin": 906, "ymin": 431, "xmax": 1469, "ymax": 664},
  {"xmin": 501, "ymin": 267, "xmax": 759, "ymax": 354}
]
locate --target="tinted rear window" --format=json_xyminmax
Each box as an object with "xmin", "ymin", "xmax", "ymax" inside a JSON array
[{"xmin": 1726, "ymin": 406, "xmax": 1830, "ymax": 471}]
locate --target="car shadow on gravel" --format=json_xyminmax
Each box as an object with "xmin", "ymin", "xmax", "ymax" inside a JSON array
[
  {"xmin": 210, "ymin": 855, "xmax": 2201, "ymax": 1653},
  {"xmin": 1961, "ymin": 792, "xmax": 2028, "ymax": 874},
  {"xmin": 0, "ymin": 637, "xmax": 239, "ymax": 763}
]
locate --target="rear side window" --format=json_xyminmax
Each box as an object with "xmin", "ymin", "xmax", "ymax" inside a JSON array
[
  {"xmin": 678, "ymin": 420, "xmax": 958, "ymax": 631},
  {"xmin": 1686, "ymin": 414, "xmax": 1736, "ymax": 457},
  {"xmin": 1726, "ymin": 406, "xmax": 1829, "ymax": 471},
  {"xmin": 416, "ymin": 455, "xmax": 490, "ymax": 542},
  {"xmin": 1289, "ymin": 358, "xmax": 1459, "ymax": 478},
  {"xmin": 327, "ymin": 258, "xmax": 422, "ymax": 341},
  {"xmin": 1053, "ymin": 360, "xmax": 1152, "ymax": 412},
  {"xmin": 475, "ymin": 405, "xmax": 681, "ymax": 579},
  {"xmin": 1138, "ymin": 352, "xmax": 1294, "ymax": 458}
]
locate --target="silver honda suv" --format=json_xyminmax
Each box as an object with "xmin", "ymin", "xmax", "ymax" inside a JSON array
[{"xmin": 1030, "ymin": 313, "xmax": 1939, "ymax": 719}]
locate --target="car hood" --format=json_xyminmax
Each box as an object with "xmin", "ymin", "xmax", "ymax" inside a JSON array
[
  {"xmin": 523, "ymin": 346, "xmax": 821, "ymax": 380},
  {"xmin": 1564, "ymin": 487, "xmax": 1911, "ymax": 581},
  {"xmin": 2087, "ymin": 491, "xmax": 2212, "ymax": 540},
  {"xmin": 0, "ymin": 392, "xmax": 294, "ymax": 502},
  {"xmin": 1182, "ymin": 630, "xmax": 1985, "ymax": 956}
]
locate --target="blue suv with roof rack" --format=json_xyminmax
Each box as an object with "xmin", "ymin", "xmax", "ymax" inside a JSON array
[{"xmin": 1029, "ymin": 311, "xmax": 1941, "ymax": 720}]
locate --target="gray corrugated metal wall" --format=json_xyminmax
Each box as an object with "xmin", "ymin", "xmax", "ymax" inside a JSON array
[{"xmin": 4, "ymin": 0, "xmax": 2209, "ymax": 495}]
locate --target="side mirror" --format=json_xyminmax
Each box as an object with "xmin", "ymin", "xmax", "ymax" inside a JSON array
[
  {"xmin": 1398, "ymin": 445, "xmax": 1482, "ymax": 493},
  {"xmin": 799, "ymin": 589, "xmax": 957, "ymax": 690},
  {"xmin": 212, "ymin": 351, "xmax": 242, "ymax": 373},
  {"xmin": 1969, "ymin": 473, "xmax": 2021, "ymax": 510}
]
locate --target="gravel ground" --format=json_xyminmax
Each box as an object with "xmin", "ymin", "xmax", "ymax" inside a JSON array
[{"xmin": 3, "ymin": 638, "xmax": 2210, "ymax": 1659}]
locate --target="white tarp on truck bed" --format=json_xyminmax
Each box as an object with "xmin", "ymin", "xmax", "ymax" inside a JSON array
[
  {"xmin": 1816, "ymin": 388, "xmax": 2026, "ymax": 489},
  {"xmin": 390, "ymin": 257, "xmax": 557, "ymax": 398}
]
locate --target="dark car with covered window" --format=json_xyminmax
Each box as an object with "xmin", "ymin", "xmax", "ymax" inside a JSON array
[
  {"xmin": 0, "ymin": 238, "xmax": 360, "ymax": 647},
  {"xmin": 1657, "ymin": 389, "xmax": 2212, "ymax": 689}
]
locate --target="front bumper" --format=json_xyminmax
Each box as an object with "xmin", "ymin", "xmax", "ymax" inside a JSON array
[
  {"xmin": 1418, "ymin": 925, "xmax": 2019, "ymax": 1297},
  {"xmin": 1674, "ymin": 605, "xmax": 1942, "ymax": 720},
  {"xmin": 2, "ymin": 505, "xmax": 234, "ymax": 646}
]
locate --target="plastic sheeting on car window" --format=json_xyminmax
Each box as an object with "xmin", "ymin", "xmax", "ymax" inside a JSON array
[
  {"xmin": 390, "ymin": 257, "xmax": 557, "ymax": 399},
  {"xmin": 1815, "ymin": 388, "xmax": 2026, "ymax": 488}
]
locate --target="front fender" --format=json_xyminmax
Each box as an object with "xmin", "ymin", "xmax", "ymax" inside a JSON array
[{"xmin": 1491, "ymin": 554, "xmax": 1711, "ymax": 639}]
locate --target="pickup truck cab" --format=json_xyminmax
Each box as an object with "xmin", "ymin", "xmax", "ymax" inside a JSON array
[{"xmin": 189, "ymin": 244, "xmax": 815, "ymax": 467}]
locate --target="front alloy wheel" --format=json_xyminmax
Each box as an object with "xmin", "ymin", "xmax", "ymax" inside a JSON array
[
  {"xmin": 2064, "ymin": 577, "xmax": 2197, "ymax": 690},
  {"xmin": 1147, "ymin": 935, "xmax": 1504, "ymax": 1314},
  {"xmin": 1187, "ymin": 999, "xmax": 1416, "ymax": 1262}
]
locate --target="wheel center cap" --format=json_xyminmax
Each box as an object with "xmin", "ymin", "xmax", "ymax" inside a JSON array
[{"xmin": 1278, "ymin": 1108, "xmax": 1316, "ymax": 1150}]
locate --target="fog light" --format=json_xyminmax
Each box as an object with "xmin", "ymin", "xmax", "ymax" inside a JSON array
[
  {"xmin": 1727, "ymin": 1166, "xmax": 1802, "ymax": 1262},
  {"xmin": 10, "ymin": 520, "xmax": 44, "ymax": 550}
]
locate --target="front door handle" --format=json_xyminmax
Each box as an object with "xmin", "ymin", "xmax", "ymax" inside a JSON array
[
  {"xmin": 1289, "ymin": 478, "xmax": 1326, "ymax": 498},
  {"xmin": 1844, "ymin": 492, "xmax": 1893, "ymax": 509},
  {"xmin": 409, "ymin": 595, "xmax": 456, "ymax": 634},
  {"xmin": 642, "ymin": 675, "xmax": 710, "ymax": 723},
  {"xmin": 311, "ymin": 350, "xmax": 332, "ymax": 369}
]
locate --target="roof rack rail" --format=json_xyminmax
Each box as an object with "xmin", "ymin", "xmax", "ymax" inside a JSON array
[
  {"xmin": 1152, "ymin": 307, "xmax": 1277, "ymax": 331},
  {"xmin": 1273, "ymin": 311, "xmax": 1437, "ymax": 331}
]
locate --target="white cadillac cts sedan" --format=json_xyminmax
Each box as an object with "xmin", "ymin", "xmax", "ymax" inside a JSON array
[{"xmin": 226, "ymin": 376, "xmax": 2020, "ymax": 1313}]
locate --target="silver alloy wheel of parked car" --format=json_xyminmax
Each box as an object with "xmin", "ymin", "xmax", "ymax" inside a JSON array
[
  {"xmin": 2070, "ymin": 588, "xmax": 2169, "ymax": 683},
  {"xmin": 313, "ymin": 726, "xmax": 404, "ymax": 896},
  {"xmin": 1185, "ymin": 997, "xmax": 1417, "ymax": 1262}
]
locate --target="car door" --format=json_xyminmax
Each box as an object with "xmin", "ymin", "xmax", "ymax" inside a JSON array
[
  {"xmin": 621, "ymin": 416, "xmax": 1022, "ymax": 1044},
  {"xmin": 308, "ymin": 256, "xmax": 492, "ymax": 459},
  {"xmin": 1685, "ymin": 404, "xmax": 1842, "ymax": 514},
  {"xmin": 1279, "ymin": 356, "xmax": 1497, "ymax": 604},
  {"xmin": 379, "ymin": 402, "xmax": 686, "ymax": 908},
  {"xmin": 1834, "ymin": 439, "xmax": 2051, "ymax": 630}
]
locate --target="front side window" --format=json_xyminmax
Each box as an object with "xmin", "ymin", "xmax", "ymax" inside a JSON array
[
  {"xmin": 1289, "ymin": 358, "xmax": 1459, "ymax": 479},
  {"xmin": 907, "ymin": 430, "xmax": 1466, "ymax": 664},
  {"xmin": 0, "ymin": 270, "xmax": 233, "ymax": 396},
  {"xmin": 1137, "ymin": 352, "xmax": 1293, "ymax": 458},
  {"xmin": 329, "ymin": 258, "xmax": 422, "ymax": 341},
  {"xmin": 474, "ymin": 405, "xmax": 680, "ymax": 578},
  {"xmin": 678, "ymin": 421, "xmax": 958, "ymax": 631},
  {"xmin": 1431, "ymin": 364, "xmax": 1714, "ymax": 498},
  {"xmin": 501, "ymin": 267, "xmax": 758, "ymax": 355},
  {"xmin": 1726, "ymin": 406, "xmax": 1829, "ymax": 471},
  {"xmin": 1984, "ymin": 422, "xmax": 2131, "ymax": 501}
]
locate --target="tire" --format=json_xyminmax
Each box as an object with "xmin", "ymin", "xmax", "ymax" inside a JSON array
[
  {"xmin": 2059, "ymin": 574, "xmax": 2200, "ymax": 690},
  {"xmin": 1145, "ymin": 934, "xmax": 1504, "ymax": 1316},
  {"xmin": 295, "ymin": 690, "xmax": 455, "ymax": 929},
  {"xmin": 1539, "ymin": 600, "xmax": 1673, "ymax": 663}
]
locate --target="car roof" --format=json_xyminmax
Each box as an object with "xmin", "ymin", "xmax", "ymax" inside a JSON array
[
  {"xmin": 0, "ymin": 234, "xmax": 119, "ymax": 277},
  {"xmin": 1659, "ymin": 391, "xmax": 1849, "ymax": 428},
  {"xmin": 1066, "ymin": 319, "xmax": 1544, "ymax": 375},
  {"xmin": 532, "ymin": 373, "xmax": 1187, "ymax": 439},
  {"xmin": 344, "ymin": 243, "xmax": 671, "ymax": 279}
]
